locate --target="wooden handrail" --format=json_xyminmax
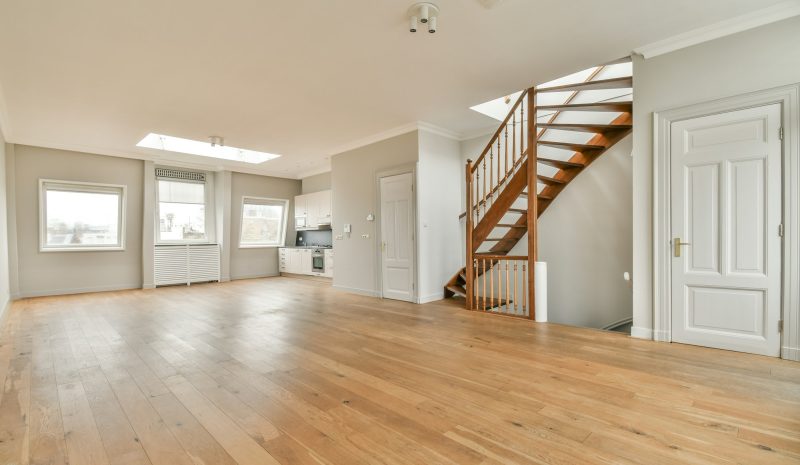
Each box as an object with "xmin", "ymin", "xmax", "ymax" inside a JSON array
[
  {"xmin": 472, "ymin": 89, "xmax": 528, "ymax": 172},
  {"xmin": 474, "ymin": 254, "xmax": 528, "ymax": 260}
]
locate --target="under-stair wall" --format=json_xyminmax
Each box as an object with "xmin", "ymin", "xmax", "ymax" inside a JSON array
[{"xmin": 459, "ymin": 132, "xmax": 633, "ymax": 329}]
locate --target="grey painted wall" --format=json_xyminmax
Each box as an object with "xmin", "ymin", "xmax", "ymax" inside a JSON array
[
  {"xmin": 12, "ymin": 145, "xmax": 144, "ymax": 297},
  {"xmin": 331, "ymin": 131, "xmax": 418, "ymax": 296},
  {"xmin": 301, "ymin": 172, "xmax": 331, "ymax": 194},
  {"xmin": 229, "ymin": 172, "xmax": 301, "ymax": 280},
  {"xmin": 631, "ymin": 16, "xmax": 800, "ymax": 337},
  {"xmin": 537, "ymin": 136, "xmax": 632, "ymax": 328},
  {"xmin": 0, "ymin": 131, "xmax": 10, "ymax": 312}
]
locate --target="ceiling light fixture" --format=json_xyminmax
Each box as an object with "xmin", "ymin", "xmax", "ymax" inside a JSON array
[
  {"xmin": 408, "ymin": 3, "xmax": 439, "ymax": 33},
  {"xmin": 136, "ymin": 133, "xmax": 280, "ymax": 164}
]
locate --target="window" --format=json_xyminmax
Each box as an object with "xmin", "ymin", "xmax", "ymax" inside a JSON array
[
  {"xmin": 157, "ymin": 176, "xmax": 210, "ymax": 243},
  {"xmin": 239, "ymin": 197, "xmax": 288, "ymax": 247},
  {"xmin": 39, "ymin": 179, "xmax": 126, "ymax": 251}
]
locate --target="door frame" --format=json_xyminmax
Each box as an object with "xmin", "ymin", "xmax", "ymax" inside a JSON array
[
  {"xmin": 375, "ymin": 164, "xmax": 418, "ymax": 302},
  {"xmin": 652, "ymin": 84, "xmax": 799, "ymax": 360}
]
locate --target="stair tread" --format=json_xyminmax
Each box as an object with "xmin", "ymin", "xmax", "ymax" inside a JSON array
[
  {"xmin": 538, "ymin": 140, "xmax": 607, "ymax": 151},
  {"xmin": 537, "ymin": 76, "xmax": 632, "ymax": 94},
  {"xmin": 537, "ymin": 157, "xmax": 585, "ymax": 169},
  {"xmin": 537, "ymin": 174, "xmax": 566, "ymax": 186},
  {"xmin": 537, "ymin": 102, "xmax": 632, "ymax": 112},
  {"xmin": 538, "ymin": 123, "xmax": 632, "ymax": 133},
  {"xmin": 446, "ymin": 284, "xmax": 467, "ymax": 297},
  {"xmin": 475, "ymin": 297, "xmax": 514, "ymax": 310}
]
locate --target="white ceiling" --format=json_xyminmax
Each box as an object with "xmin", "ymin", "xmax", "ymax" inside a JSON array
[{"xmin": 0, "ymin": 0, "xmax": 790, "ymax": 178}]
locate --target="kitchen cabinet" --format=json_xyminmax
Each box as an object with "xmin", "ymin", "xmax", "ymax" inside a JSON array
[
  {"xmin": 294, "ymin": 189, "xmax": 332, "ymax": 228},
  {"xmin": 323, "ymin": 249, "xmax": 334, "ymax": 278},
  {"xmin": 294, "ymin": 195, "xmax": 308, "ymax": 218},
  {"xmin": 279, "ymin": 247, "xmax": 333, "ymax": 278}
]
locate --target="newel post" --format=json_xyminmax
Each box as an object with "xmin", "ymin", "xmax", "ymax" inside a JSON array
[
  {"xmin": 465, "ymin": 159, "xmax": 474, "ymax": 310},
  {"xmin": 526, "ymin": 88, "xmax": 538, "ymax": 320}
]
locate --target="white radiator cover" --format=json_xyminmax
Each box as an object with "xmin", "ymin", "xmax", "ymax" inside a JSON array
[{"xmin": 154, "ymin": 244, "xmax": 220, "ymax": 286}]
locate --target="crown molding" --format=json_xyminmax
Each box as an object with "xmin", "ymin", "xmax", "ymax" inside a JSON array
[
  {"xmin": 9, "ymin": 137, "xmax": 306, "ymax": 180},
  {"xmin": 416, "ymin": 121, "xmax": 464, "ymax": 140},
  {"xmin": 634, "ymin": 0, "xmax": 800, "ymax": 59},
  {"xmin": 296, "ymin": 164, "xmax": 332, "ymax": 180}
]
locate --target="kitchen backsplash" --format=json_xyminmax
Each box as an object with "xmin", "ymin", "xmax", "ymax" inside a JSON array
[{"xmin": 296, "ymin": 230, "xmax": 333, "ymax": 247}]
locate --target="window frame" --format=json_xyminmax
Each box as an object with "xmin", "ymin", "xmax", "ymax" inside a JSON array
[
  {"xmin": 238, "ymin": 196, "xmax": 289, "ymax": 249},
  {"xmin": 154, "ymin": 172, "xmax": 215, "ymax": 245},
  {"xmin": 39, "ymin": 179, "xmax": 127, "ymax": 252}
]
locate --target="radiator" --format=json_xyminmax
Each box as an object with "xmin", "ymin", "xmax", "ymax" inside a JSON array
[{"xmin": 154, "ymin": 244, "xmax": 220, "ymax": 286}]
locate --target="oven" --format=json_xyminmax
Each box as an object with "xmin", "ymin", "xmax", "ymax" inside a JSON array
[{"xmin": 312, "ymin": 249, "xmax": 325, "ymax": 273}]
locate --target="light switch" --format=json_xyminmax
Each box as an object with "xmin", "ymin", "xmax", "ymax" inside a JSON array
[{"xmin": 344, "ymin": 223, "xmax": 351, "ymax": 233}]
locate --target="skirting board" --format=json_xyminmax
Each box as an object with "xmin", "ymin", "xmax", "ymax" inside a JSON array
[
  {"xmin": 602, "ymin": 317, "xmax": 633, "ymax": 331},
  {"xmin": 630, "ymin": 326, "xmax": 654, "ymax": 340},
  {"xmin": 332, "ymin": 285, "xmax": 380, "ymax": 298},
  {"xmin": 17, "ymin": 283, "xmax": 142, "ymax": 299},
  {"xmin": 419, "ymin": 292, "xmax": 444, "ymax": 304},
  {"xmin": 231, "ymin": 272, "xmax": 280, "ymax": 281},
  {"xmin": 0, "ymin": 298, "xmax": 10, "ymax": 326},
  {"xmin": 782, "ymin": 346, "xmax": 800, "ymax": 362}
]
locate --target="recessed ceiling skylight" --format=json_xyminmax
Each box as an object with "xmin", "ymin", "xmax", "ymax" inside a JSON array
[
  {"xmin": 470, "ymin": 91, "xmax": 523, "ymax": 122},
  {"xmin": 137, "ymin": 133, "xmax": 280, "ymax": 164}
]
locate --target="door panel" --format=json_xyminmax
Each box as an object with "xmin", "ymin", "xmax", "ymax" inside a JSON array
[
  {"xmin": 380, "ymin": 173, "xmax": 414, "ymax": 302},
  {"xmin": 671, "ymin": 103, "xmax": 782, "ymax": 356}
]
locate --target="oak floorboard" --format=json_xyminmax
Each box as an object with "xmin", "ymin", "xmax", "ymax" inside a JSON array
[{"xmin": 0, "ymin": 277, "xmax": 798, "ymax": 465}]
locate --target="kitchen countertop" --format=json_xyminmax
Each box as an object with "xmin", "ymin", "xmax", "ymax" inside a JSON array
[{"xmin": 280, "ymin": 246, "xmax": 333, "ymax": 249}]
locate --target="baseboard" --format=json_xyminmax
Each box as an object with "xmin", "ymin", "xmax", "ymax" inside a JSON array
[
  {"xmin": 419, "ymin": 292, "xmax": 443, "ymax": 304},
  {"xmin": 17, "ymin": 283, "xmax": 142, "ymax": 299},
  {"xmin": 602, "ymin": 317, "xmax": 633, "ymax": 331},
  {"xmin": 630, "ymin": 325, "xmax": 654, "ymax": 340},
  {"xmin": 0, "ymin": 297, "xmax": 10, "ymax": 326},
  {"xmin": 230, "ymin": 272, "xmax": 280, "ymax": 281},
  {"xmin": 332, "ymin": 285, "xmax": 380, "ymax": 298},
  {"xmin": 782, "ymin": 346, "xmax": 800, "ymax": 361}
]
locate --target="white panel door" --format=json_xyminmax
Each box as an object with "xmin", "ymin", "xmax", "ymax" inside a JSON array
[
  {"xmin": 670, "ymin": 103, "xmax": 782, "ymax": 356},
  {"xmin": 380, "ymin": 173, "xmax": 414, "ymax": 302}
]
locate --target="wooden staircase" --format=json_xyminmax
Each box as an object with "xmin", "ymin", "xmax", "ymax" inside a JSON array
[{"xmin": 445, "ymin": 59, "xmax": 633, "ymax": 318}]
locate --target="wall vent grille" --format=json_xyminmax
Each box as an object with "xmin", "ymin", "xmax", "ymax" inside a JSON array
[{"xmin": 155, "ymin": 168, "xmax": 206, "ymax": 182}]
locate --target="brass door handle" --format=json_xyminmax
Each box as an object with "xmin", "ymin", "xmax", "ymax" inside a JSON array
[{"xmin": 673, "ymin": 237, "xmax": 691, "ymax": 257}]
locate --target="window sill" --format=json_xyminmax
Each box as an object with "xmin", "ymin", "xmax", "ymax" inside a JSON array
[{"xmin": 40, "ymin": 246, "xmax": 125, "ymax": 253}]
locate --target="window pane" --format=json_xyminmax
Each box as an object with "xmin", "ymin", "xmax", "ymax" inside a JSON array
[
  {"xmin": 241, "ymin": 202, "xmax": 284, "ymax": 245},
  {"xmin": 158, "ymin": 180, "xmax": 204, "ymax": 204},
  {"xmin": 159, "ymin": 202, "xmax": 206, "ymax": 241},
  {"xmin": 45, "ymin": 189, "xmax": 121, "ymax": 247}
]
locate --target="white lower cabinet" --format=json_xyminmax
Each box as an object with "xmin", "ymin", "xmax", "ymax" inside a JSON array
[
  {"xmin": 323, "ymin": 250, "xmax": 334, "ymax": 278},
  {"xmin": 280, "ymin": 248, "xmax": 330, "ymax": 277}
]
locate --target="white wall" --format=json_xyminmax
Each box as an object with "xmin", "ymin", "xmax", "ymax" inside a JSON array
[
  {"xmin": 631, "ymin": 16, "xmax": 800, "ymax": 339},
  {"xmin": 459, "ymin": 132, "xmax": 633, "ymax": 329},
  {"xmin": 11, "ymin": 145, "xmax": 144, "ymax": 297},
  {"xmin": 229, "ymin": 172, "xmax": 301, "ymax": 280},
  {"xmin": 331, "ymin": 131, "xmax": 418, "ymax": 296},
  {"xmin": 0, "ymin": 130, "xmax": 10, "ymax": 315},
  {"xmin": 417, "ymin": 130, "xmax": 463, "ymax": 303}
]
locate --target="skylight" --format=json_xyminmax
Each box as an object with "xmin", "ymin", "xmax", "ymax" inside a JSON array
[
  {"xmin": 470, "ymin": 91, "xmax": 523, "ymax": 122},
  {"xmin": 137, "ymin": 133, "xmax": 280, "ymax": 164}
]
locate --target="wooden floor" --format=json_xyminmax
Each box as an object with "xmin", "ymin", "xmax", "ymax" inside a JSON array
[{"xmin": 1, "ymin": 278, "xmax": 798, "ymax": 465}]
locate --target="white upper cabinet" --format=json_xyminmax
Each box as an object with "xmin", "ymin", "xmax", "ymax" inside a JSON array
[
  {"xmin": 294, "ymin": 194, "xmax": 308, "ymax": 218},
  {"xmin": 317, "ymin": 190, "xmax": 332, "ymax": 225},
  {"xmin": 294, "ymin": 190, "xmax": 332, "ymax": 228}
]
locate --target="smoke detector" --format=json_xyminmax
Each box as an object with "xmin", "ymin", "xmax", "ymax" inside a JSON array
[{"xmin": 408, "ymin": 2, "xmax": 439, "ymax": 34}]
